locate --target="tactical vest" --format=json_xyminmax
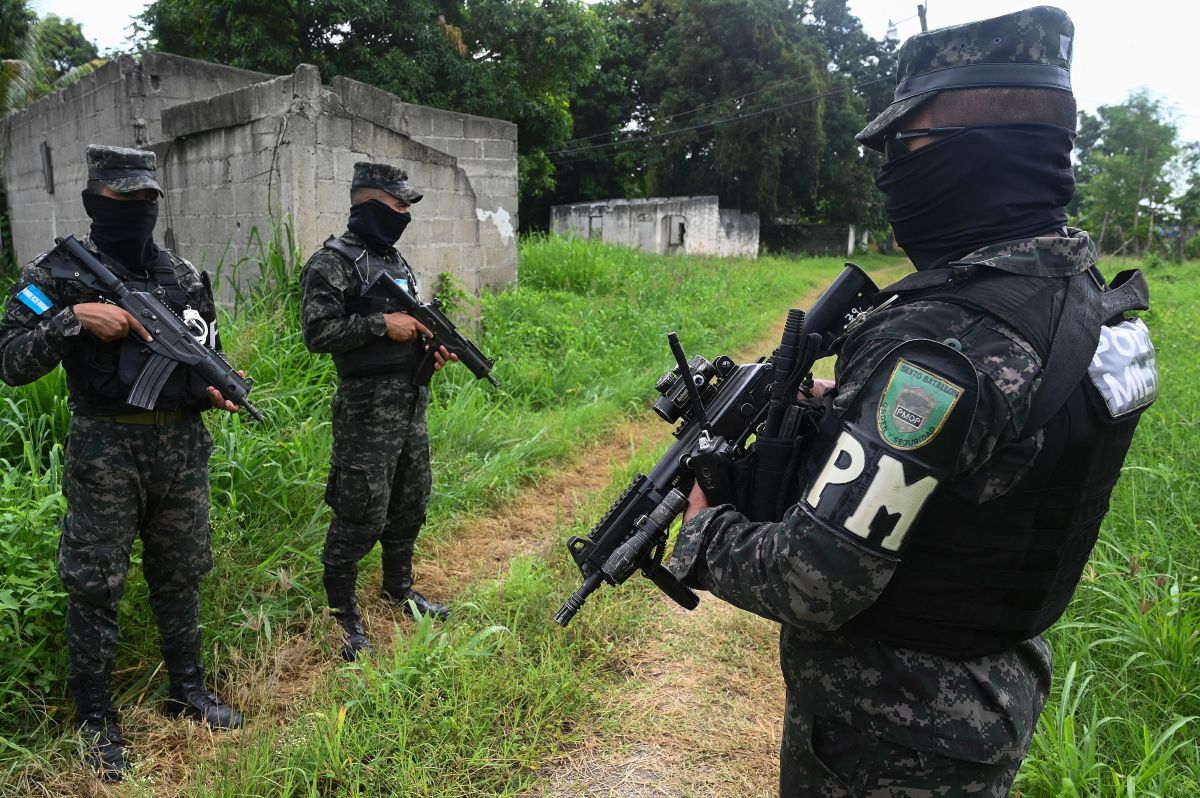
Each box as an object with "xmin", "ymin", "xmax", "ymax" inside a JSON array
[
  {"xmin": 839, "ymin": 264, "xmax": 1154, "ymax": 659},
  {"xmin": 322, "ymin": 236, "xmax": 424, "ymax": 380},
  {"xmin": 51, "ymin": 245, "xmax": 214, "ymax": 415}
]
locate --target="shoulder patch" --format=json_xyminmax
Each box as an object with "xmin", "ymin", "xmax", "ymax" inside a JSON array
[
  {"xmin": 1088, "ymin": 318, "xmax": 1157, "ymax": 418},
  {"xmin": 802, "ymin": 339, "xmax": 978, "ymax": 556},
  {"xmin": 16, "ymin": 284, "xmax": 53, "ymax": 315},
  {"xmin": 878, "ymin": 359, "xmax": 965, "ymax": 449}
]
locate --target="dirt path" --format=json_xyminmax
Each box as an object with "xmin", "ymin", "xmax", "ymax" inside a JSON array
[{"xmin": 35, "ymin": 264, "xmax": 908, "ymax": 797}]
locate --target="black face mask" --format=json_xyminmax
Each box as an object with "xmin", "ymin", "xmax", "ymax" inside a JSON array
[
  {"xmin": 876, "ymin": 124, "xmax": 1075, "ymax": 271},
  {"xmin": 81, "ymin": 190, "xmax": 160, "ymax": 269},
  {"xmin": 347, "ymin": 199, "xmax": 411, "ymax": 253}
]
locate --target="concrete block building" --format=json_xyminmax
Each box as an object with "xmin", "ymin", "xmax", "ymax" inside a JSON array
[
  {"xmin": 0, "ymin": 52, "xmax": 518, "ymax": 298},
  {"xmin": 550, "ymin": 196, "xmax": 759, "ymax": 259}
]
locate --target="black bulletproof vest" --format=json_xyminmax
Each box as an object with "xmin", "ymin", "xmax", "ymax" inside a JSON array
[
  {"xmin": 53, "ymin": 246, "xmax": 212, "ymax": 415},
  {"xmin": 322, "ymin": 236, "xmax": 423, "ymax": 380},
  {"xmin": 841, "ymin": 267, "xmax": 1149, "ymax": 659}
]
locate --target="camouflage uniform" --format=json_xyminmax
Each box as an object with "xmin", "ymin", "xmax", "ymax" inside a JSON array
[
  {"xmin": 668, "ymin": 8, "xmax": 1156, "ymax": 795},
  {"xmin": 301, "ymin": 162, "xmax": 445, "ymax": 659},
  {"xmin": 668, "ymin": 235, "xmax": 1090, "ymax": 796},
  {"xmin": 0, "ymin": 146, "xmax": 240, "ymax": 780},
  {"xmin": 301, "ymin": 240, "xmax": 433, "ymax": 579},
  {"xmin": 0, "ymin": 233, "xmax": 219, "ymax": 675}
]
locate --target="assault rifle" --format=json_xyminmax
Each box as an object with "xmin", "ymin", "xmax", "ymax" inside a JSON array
[
  {"xmin": 52, "ymin": 236, "xmax": 265, "ymax": 421},
  {"xmin": 369, "ymin": 272, "xmax": 499, "ymax": 387},
  {"xmin": 554, "ymin": 264, "xmax": 878, "ymax": 627}
]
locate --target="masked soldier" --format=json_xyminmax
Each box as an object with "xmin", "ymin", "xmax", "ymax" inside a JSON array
[
  {"xmin": 669, "ymin": 7, "xmax": 1158, "ymax": 796},
  {"xmin": 0, "ymin": 146, "xmax": 244, "ymax": 781},
  {"xmin": 301, "ymin": 162, "xmax": 455, "ymax": 662}
]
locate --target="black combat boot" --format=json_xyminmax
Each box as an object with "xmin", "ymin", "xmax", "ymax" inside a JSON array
[
  {"xmin": 160, "ymin": 645, "xmax": 243, "ymax": 730},
  {"xmin": 381, "ymin": 547, "xmax": 450, "ymax": 621},
  {"xmin": 66, "ymin": 669, "xmax": 128, "ymax": 782},
  {"xmin": 324, "ymin": 569, "xmax": 372, "ymax": 661}
]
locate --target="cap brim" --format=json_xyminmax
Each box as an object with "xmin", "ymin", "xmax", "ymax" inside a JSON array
[
  {"xmin": 855, "ymin": 94, "xmax": 935, "ymax": 152},
  {"xmin": 385, "ymin": 186, "xmax": 423, "ymax": 205},
  {"xmin": 100, "ymin": 175, "xmax": 164, "ymax": 196}
]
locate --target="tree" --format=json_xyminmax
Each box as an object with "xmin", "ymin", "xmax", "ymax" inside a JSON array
[
  {"xmin": 137, "ymin": 0, "xmax": 605, "ymax": 204},
  {"xmin": 1074, "ymin": 91, "xmax": 1181, "ymax": 255},
  {"xmin": 2, "ymin": 5, "xmax": 102, "ymax": 115}
]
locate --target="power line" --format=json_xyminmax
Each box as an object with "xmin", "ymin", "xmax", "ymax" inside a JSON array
[
  {"xmin": 548, "ymin": 75, "xmax": 891, "ymax": 160},
  {"xmin": 561, "ymin": 71, "xmax": 844, "ymax": 147}
]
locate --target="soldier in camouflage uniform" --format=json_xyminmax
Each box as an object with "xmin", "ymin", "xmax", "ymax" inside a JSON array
[
  {"xmin": 301, "ymin": 162, "xmax": 456, "ymax": 662},
  {"xmin": 0, "ymin": 146, "xmax": 244, "ymax": 781},
  {"xmin": 669, "ymin": 8, "xmax": 1159, "ymax": 796}
]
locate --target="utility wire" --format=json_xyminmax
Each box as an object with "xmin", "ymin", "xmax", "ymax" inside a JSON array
[
  {"xmin": 561, "ymin": 71, "xmax": 845, "ymax": 147},
  {"xmin": 548, "ymin": 74, "xmax": 891, "ymax": 160}
]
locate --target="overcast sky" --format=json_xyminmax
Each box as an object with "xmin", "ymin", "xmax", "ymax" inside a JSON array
[{"xmin": 30, "ymin": 0, "xmax": 1200, "ymax": 143}]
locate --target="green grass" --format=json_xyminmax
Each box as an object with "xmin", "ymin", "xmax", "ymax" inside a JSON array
[
  {"xmin": 1014, "ymin": 258, "xmax": 1200, "ymax": 797},
  {"xmin": 0, "ymin": 231, "xmax": 861, "ymax": 791},
  {"xmin": 3, "ymin": 233, "xmax": 1196, "ymax": 796}
]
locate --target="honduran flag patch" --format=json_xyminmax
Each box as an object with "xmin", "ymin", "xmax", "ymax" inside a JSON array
[{"xmin": 17, "ymin": 285, "xmax": 53, "ymax": 315}]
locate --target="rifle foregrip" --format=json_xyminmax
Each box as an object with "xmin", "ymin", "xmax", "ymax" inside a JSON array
[{"xmin": 646, "ymin": 567, "xmax": 700, "ymax": 610}]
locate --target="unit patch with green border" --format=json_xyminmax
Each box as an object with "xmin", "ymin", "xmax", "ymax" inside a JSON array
[{"xmin": 877, "ymin": 359, "xmax": 964, "ymax": 450}]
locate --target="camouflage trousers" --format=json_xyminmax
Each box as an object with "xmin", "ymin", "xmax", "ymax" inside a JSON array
[
  {"xmin": 321, "ymin": 375, "xmax": 431, "ymax": 579},
  {"xmin": 780, "ymin": 690, "xmax": 1022, "ymax": 797},
  {"xmin": 58, "ymin": 414, "xmax": 214, "ymax": 679}
]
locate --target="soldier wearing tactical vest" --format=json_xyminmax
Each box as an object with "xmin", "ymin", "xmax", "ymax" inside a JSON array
[
  {"xmin": 668, "ymin": 7, "xmax": 1159, "ymax": 795},
  {"xmin": 0, "ymin": 146, "xmax": 244, "ymax": 782},
  {"xmin": 300, "ymin": 162, "xmax": 456, "ymax": 662}
]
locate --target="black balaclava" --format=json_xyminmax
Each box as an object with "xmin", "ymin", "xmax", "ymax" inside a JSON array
[
  {"xmin": 347, "ymin": 199, "xmax": 411, "ymax": 253},
  {"xmin": 875, "ymin": 123, "xmax": 1076, "ymax": 271},
  {"xmin": 81, "ymin": 190, "xmax": 160, "ymax": 269}
]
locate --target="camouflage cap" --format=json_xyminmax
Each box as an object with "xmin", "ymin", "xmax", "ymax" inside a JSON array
[
  {"xmin": 856, "ymin": 6, "xmax": 1075, "ymax": 152},
  {"xmin": 351, "ymin": 161, "xmax": 423, "ymax": 205},
  {"xmin": 85, "ymin": 144, "xmax": 163, "ymax": 195}
]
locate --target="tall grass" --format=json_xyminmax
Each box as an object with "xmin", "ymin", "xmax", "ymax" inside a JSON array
[
  {"xmin": 1014, "ymin": 258, "xmax": 1200, "ymax": 797},
  {"xmin": 0, "ymin": 230, "xmax": 856, "ymax": 786}
]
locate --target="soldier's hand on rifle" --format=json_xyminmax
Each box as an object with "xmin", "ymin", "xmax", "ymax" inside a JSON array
[
  {"xmin": 801, "ymin": 378, "xmax": 835, "ymax": 400},
  {"xmin": 683, "ymin": 480, "xmax": 710, "ymax": 524},
  {"xmin": 430, "ymin": 345, "xmax": 459, "ymax": 372},
  {"xmin": 383, "ymin": 312, "xmax": 432, "ymax": 343},
  {"xmin": 206, "ymin": 371, "xmax": 245, "ymax": 414},
  {"xmin": 73, "ymin": 302, "xmax": 152, "ymax": 343}
]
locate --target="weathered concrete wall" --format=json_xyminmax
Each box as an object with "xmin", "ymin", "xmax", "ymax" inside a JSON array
[
  {"xmin": 156, "ymin": 65, "xmax": 511, "ymax": 297},
  {"xmin": 0, "ymin": 53, "xmax": 268, "ymax": 266},
  {"xmin": 718, "ymin": 208, "xmax": 760, "ymax": 258},
  {"xmin": 762, "ymin": 222, "xmax": 858, "ymax": 257},
  {"xmin": 1, "ymin": 53, "xmax": 518, "ymax": 298},
  {"xmin": 330, "ymin": 76, "xmax": 518, "ymax": 289},
  {"xmin": 550, "ymin": 196, "xmax": 758, "ymax": 258}
]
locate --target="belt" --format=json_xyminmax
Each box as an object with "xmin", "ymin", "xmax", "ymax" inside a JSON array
[{"xmin": 84, "ymin": 409, "xmax": 194, "ymax": 425}]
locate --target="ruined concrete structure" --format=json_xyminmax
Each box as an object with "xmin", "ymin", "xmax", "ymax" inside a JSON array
[
  {"xmin": 0, "ymin": 52, "xmax": 518, "ymax": 297},
  {"xmin": 550, "ymin": 196, "xmax": 759, "ymax": 259}
]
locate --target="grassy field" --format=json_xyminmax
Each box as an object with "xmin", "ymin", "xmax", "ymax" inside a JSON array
[
  {"xmin": 0, "ymin": 233, "xmax": 865, "ymax": 793},
  {"xmin": 0, "ymin": 235, "xmax": 1195, "ymax": 796}
]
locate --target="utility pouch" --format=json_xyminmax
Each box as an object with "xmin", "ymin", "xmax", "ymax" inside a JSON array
[{"xmin": 736, "ymin": 401, "xmax": 824, "ymax": 522}]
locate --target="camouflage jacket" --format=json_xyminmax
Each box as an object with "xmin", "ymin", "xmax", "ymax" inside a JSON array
[
  {"xmin": 0, "ymin": 235, "xmax": 216, "ymax": 395},
  {"xmin": 668, "ymin": 231, "xmax": 1100, "ymax": 763},
  {"xmin": 298, "ymin": 231, "xmax": 414, "ymax": 355}
]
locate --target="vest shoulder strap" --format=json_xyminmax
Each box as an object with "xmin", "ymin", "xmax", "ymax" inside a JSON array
[
  {"xmin": 323, "ymin": 236, "xmax": 366, "ymax": 265},
  {"xmin": 882, "ymin": 265, "xmax": 1151, "ymax": 437}
]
